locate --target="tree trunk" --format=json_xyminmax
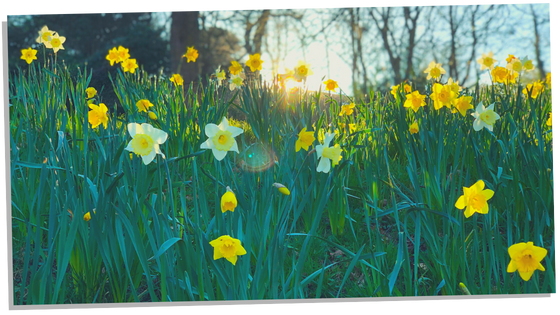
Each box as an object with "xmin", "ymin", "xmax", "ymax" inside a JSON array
[
  {"xmin": 170, "ymin": 11, "xmax": 200, "ymax": 84},
  {"xmin": 530, "ymin": 4, "xmax": 545, "ymax": 79}
]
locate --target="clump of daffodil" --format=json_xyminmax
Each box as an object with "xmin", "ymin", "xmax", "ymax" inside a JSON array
[
  {"xmin": 295, "ymin": 127, "xmax": 315, "ymax": 152},
  {"xmin": 83, "ymin": 210, "xmax": 95, "ymax": 222},
  {"xmin": 507, "ymin": 241, "xmax": 547, "ymax": 281},
  {"xmin": 221, "ymin": 187, "xmax": 237, "ymax": 213},
  {"xmin": 117, "ymin": 46, "xmax": 130, "ymax": 63},
  {"xmin": 506, "ymin": 56, "xmax": 523, "ymax": 75},
  {"xmin": 85, "ymin": 87, "xmax": 97, "ymax": 99},
  {"xmin": 200, "ymin": 117, "xmax": 243, "ymax": 161},
  {"xmin": 210, "ymin": 235, "xmax": 247, "ymax": 266},
  {"xmin": 409, "ymin": 121, "xmax": 419, "ymax": 134},
  {"xmin": 339, "ymin": 103, "xmax": 356, "ymax": 116},
  {"xmin": 183, "ymin": 46, "xmax": 199, "ymax": 63},
  {"xmin": 45, "ymin": 33, "xmax": 66, "ymax": 53},
  {"xmin": 404, "ymin": 91, "xmax": 427, "ymax": 112},
  {"xmin": 546, "ymin": 72, "xmax": 551, "ymax": 86},
  {"xmin": 430, "ymin": 83, "xmax": 456, "ymax": 110},
  {"xmin": 136, "ymin": 99, "xmax": 154, "ymax": 113},
  {"xmin": 293, "ymin": 60, "xmax": 313, "ymax": 82},
  {"xmin": 324, "ymin": 79, "xmax": 338, "ymax": 93},
  {"xmin": 391, "ymin": 83, "xmax": 411, "ymax": 99},
  {"xmin": 229, "ymin": 73, "xmax": 245, "ymax": 91},
  {"xmin": 170, "ymin": 74, "xmax": 184, "ymax": 86},
  {"xmin": 36, "ymin": 26, "xmax": 55, "ymax": 45},
  {"xmin": 122, "ymin": 58, "xmax": 138, "ymax": 73},
  {"xmin": 229, "ymin": 60, "xmax": 243, "ymax": 75},
  {"xmin": 316, "ymin": 132, "xmax": 342, "ymax": 173},
  {"xmin": 215, "ymin": 66, "xmax": 226, "ymax": 86},
  {"xmin": 245, "ymin": 53, "xmax": 263, "ymax": 72},
  {"xmin": 125, "ymin": 123, "xmax": 168, "ymax": 165},
  {"xmin": 477, "ymin": 52, "xmax": 497, "ymax": 70},
  {"xmin": 472, "ymin": 102, "xmax": 500, "ymax": 132},
  {"xmin": 88, "ymin": 103, "xmax": 109, "ymax": 129},
  {"xmin": 273, "ymin": 183, "xmax": 291, "ymax": 196},
  {"xmin": 424, "ymin": 61, "xmax": 446, "ymax": 80},
  {"xmin": 454, "ymin": 180, "xmax": 494, "ymax": 218},
  {"xmin": 453, "ymin": 95, "xmax": 474, "ymax": 117},
  {"xmin": 20, "ymin": 47, "xmax": 37, "ymax": 64},
  {"xmin": 523, "ymin": 81, "xmax": 545, "ymax": 99},
  {"xmin": 148, "ymin": 111, "xmax": 158, "ymax": 121}
]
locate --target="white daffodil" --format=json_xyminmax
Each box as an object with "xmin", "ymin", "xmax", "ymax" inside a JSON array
[
  {"xmin": 472, "ymin": 102, "xmax": 500, "ymax": 132},
  {"xmin": 229, "ymin": 73, "xmax": 245, "ymax": 91},
  {"xmin": 215, "ymin": 66, "xmax": 226, "ymax": 86},
  {"xmin": 125, "ymin": 123, "xmax": 168, "ymax": 165},
  {"xmin": 315, "ymin": 132, "xmax": 342, "ymax": 173},
  {"xmin": 200, "ymin": 117, "xmax": 244, "ymax": 161},
  {"xmin": 36, "ymin": 25, "xmax": 55, "ymax": 44}
]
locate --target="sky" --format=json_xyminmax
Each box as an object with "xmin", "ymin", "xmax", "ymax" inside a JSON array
[{"xmin": 153, "ymin": 3, "xmax": 550, "ymax": 95}]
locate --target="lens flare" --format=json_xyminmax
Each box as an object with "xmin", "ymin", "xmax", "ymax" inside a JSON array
[{"xmin": 239, "ymin": 143, "xmax": 277, "ymax": 173}]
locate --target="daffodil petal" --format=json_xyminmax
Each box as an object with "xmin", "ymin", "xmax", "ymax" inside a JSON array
[
  {"xmin": 229, "ymin": 140, "xmax": 239, "ymax": 153},
  {"xmin": 205, "ymin": 123, "xmax": 219, "ymax": 137},
  {"xmin": 212, "ymin": 148, "xmax": 228, "ymax": 161},
  {"xmin": 507, "ymin": 260, "xmax": 517, "ymax": 273},
  {"xmin": 200, "ymin": 138, "xmax": 214, "ymax": 149},
  {"xmin": 141, "ymin": 149, "xmax": 157, "ymax": 165},
  {"xmin": 128, "ymin": 123, "xmax": 142, "ymax": 137},
  {"xmin": 227, "ymin": 125, "xmax": 244, "ymax": 137}
]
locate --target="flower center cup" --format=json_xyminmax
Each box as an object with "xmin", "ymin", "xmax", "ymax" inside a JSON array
[
  {"xmin": 213, "ymin": 130, "xmax": 234, "ymax": 151},
  {"xmin": 51, "ymin": 39, "xmax": 61, "ymax": 48},
  {"xmin": 131, "ymin": 134, "xmax": 154, "ymax": 156}
]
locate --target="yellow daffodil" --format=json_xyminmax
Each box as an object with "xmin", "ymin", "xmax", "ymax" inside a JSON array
[
  {"xmin": 136, "ymin": 99, "xmax": 154, "ymax": 113},
  {"xmin": 342, "ymin": 123, "xmax": 357, "ymax": 133},
  {"xmin": 454, "ymin": 180, "xmax": 494, "ymax": 218},
  {"xmin": 546, "ymin": 72, "xmax": 554, "ymax": 90},
  {"xmin": 83, "ymin": 210, "xmax": 95, "ymax": 221},
  {"xmin": 273, "ymin": 183, "xmax": 291, "ymax": 196},
  {"xmin": 453, "ymin": 95, "xmax": 474, "ymax": 117},
  {"xmin": 117, "ymin": 46, "xmax": 130, "ymax": 63},
  {"xmin": 507, "ymin": 242, "xmax": 547, "ymax": 281},
  {"xmin": 409, "ymin": 121, "xmax": 419, "ymax": 134},
  {"xmin": 404, "ymin": 91, "xmax": 427, "ymax": 112},
  {"xmin": 547, "ymin": 113, "xmax": 552, "ymax": 127},
  {"xmin": 316, "ymin": 132, "xmax": 342, "ymax": 173},
  {"xmin": 170, "ymin": 74, "xmax": 184, "ymax": 86},
  {"xmin": 229, "ymin": 60, "xmax": 243, "ymax": 75},
  {"xmin": 20, "ymin": 47, "xmax": 37, "ymax": 64},
  {"xmin": 215, "ymin": 66, "xmax": 226, "ymax": 85},
  {"xmin": 520, "ymin": 56, "xmax": 534, "ymax": 72},
  {"xmin": 44, "ymin": 33, "xmax": 66, "ymax": 53},
  {"xmin": 506, "ymin": 57, "xmax": 523, "ymax": 74},
  {"xmin": 221, "ymin": 188, "xmax": 237, "ymax": 213},
  {"xmin": 324, "ymin": 79, "xmax": 338, "ymax": 92},
  {"xmin": 339, "ymin": 103, "xmax": 355, "ymax": 116},
  {"xmin": 477, "ymin": 52, "xmax": 497, "ymax": 70},
  {"xmin": 245, "ymin": 53, "xmax": 263, "ymax": 72},
  {"xmin": 491, "ymin": 66, "xmax": 517, "ymax": 84},
  {"xmin": 293, "ymin": 60, "xmax": 313, "ymax": 82},
  {"xmin": 85, "ymin": 87, "xmax": 97, "ymax": 99},
  {"xmin": 424, "ymin": 61, "xmax": 446, "ymax": 80},
  {"xmin": 523, "ymin": 81, "xmax": 545, "ymax": 99},
  {"xmin": 200, "ymin": 117, "xmax": 244, "ymax": 161},
  {"xmin": 391, "ymin": 83, "xmax": 412, "ymax": 99},
  {"xmin": 446, "ymin": 78, "xmax": 462, "ymax": 94},
  {"xmin": 88, "ymin": 103, "xmax": 109, "ymax": 129},
  {"xmin": 125, "ymin": 123, "xmax": 168, "ymax": 165},
  {"xmin": 506, "ymin": 54, "xmax": 516, "ymax": 63},
  {"xmin": 106, "ymin": 47, "xmax": 119, "ymax": 66},
  {"xmin": 36, "ymin": 26, "xmax": 55, "ymax": 45},
  {"xmin": 122, "ymin": 58, "xmax": 138, "ymax": 73},
  {"xmin": 229, "ymin": 73, "xmax": 244, "ymax": 91},
  {"xmin": 295, "ymin": 127, "xmax": 315, "ymax": 152},
  {"xmin": 183, "ymin": 46, "xmax": 199, "ymax": 63},
  {"xmin": 430, "ymin": 83, "xmax": 456, "ymax": 110},
  {"xmin": 209, "ymin": 235, "xmax": 247, "ymax": 266},
  {"xmin": 148, "ymin": 111, "xmax": 158, "ymax": 121},
  {"xmin": 472, "ymin": 102, "xmax": 500, "ymax": 132}
]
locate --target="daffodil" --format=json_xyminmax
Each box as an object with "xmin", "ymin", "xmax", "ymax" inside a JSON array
[
  {"xmin": 221, "ymin": 187, "xmax": 237, "ymax": 213},
  {"xmin": 36, "ymin": 26, "xmax": 55, "ymax": 45},
  {"xmin": 215, "ymin": 66, "xmax": 226, "ymax": 85},
  {"xmin": 316, "ymin": 132, "xmax": 342, "ymax": 173},
  {"xmin": 170, "ymin": 74, "xmax": 184, "ymax": 86},
  {"xmin": 200, "ymin": 117, "xmax": 243, "ymax": 161},
  {"xmin": 472, "ymin": 102, "xmax": 500, "ymax": 132},
  {"xmin": 339, "ymin": 103, "xmax": 355, "ymax": 116},
  {"xmin": 20, "ymin": 47, "xmax": 37, "ymax": 64},
  {"xmin": 293, "ymin": 60, "xmax": 313, "ymax": 82},
  {"xmin": 136, "ymin": 99, "xmax": 154, "ymax": 113},
  {"xmin": 117, "ymin": 46, "xmax": 130, "ymax": 63},
  {"xmin": 106, "ymin": 47, "xmax": 119, "ymax": 66},
  {"xmin": 446, "ymin": 78, "xmax": 462, "ymax": 94},
  {"xmin": 125, "ymin": 123, "xmax": 168, "ymax": 165},
  {"xmin": 85, "ymin": 87, "xmax": 97, "ymax": 99},
  {"xmin": 491, "ymin": 66, "xmax": 509, "ymax": 84},
  {"xmin": 424, "ymin": 61, "xmax": 446, "ymax": 80},
  {"xmin": 430, "ymin": 83, "xmax": 456, "ymax": 110},
  {"xmin": 506, "ymin": 57, "xmax": 523, "ymax": 74},
  {"xmin": 229, "ymin": 60, "xmax": 243, "ymax": 75},
  {"xmin": 546, "ymin": 72, "xmax": 551, "ymax": 86},
  {"xmin": 391, "ymin": 83, "xmax": 412, "ymax": 99},
  {"xmin": 404, "ymin": 91, "xmax": 427, "ymax": 112},
  {"xmin": 454, "ymin": 180, "xmax": 494, "ymax": 218},
  {"xmin": 122, "ymin": 59, "xmax": 138, "ymax": 73},
  {"xmin": 229, "ymin": 73, "xmax": 244, "ymax": 91},
  {"xmin": 324, "ymin": 79, "xmax": 338, "ymax": 92},
  {"xmin": 547, "ymin": 113, "xmax": 552, "ymax": 127},
  {"xmin": 245, "ymin": 53, "xmax": 263, "ymax": 72},
  {"xmin": 273, "ymin": 183, "xmax": 291, "ymax": 196},
  {"xmin": 209, "ymin": 235, "xmax": 247, "ymax": 265},
  {"xmin": 409, "ymin": 121, "xmax": 419, "ymax": 134},
  {"xmin": 477, "ymin": 52, "xmax": 497, "ymax": 70},
  {"xmin": 83, "ymin": 210, "xmax": 95, "ymax": 221},
  {"xmin": 44, "ymin": 33, "xmax": 66, "ymax": 53},
  {"xmin": 342, "ymin": 123, "xmax": 357, "ymax": 133},
  {"xmin": 507, "ymin": 242, "xmax": 547, "ymax": 281},
  {"xmin": 295, "ymin": 127, "xmax": 315, "ymax": 152},
  {"xmin": 453, "ymin": 95, "xmax": 474, "ymax": 117},
  {"xmin": 183, "ymin": 46, "xmax": 199, "ymax": 63},
  {"xmin": 523, "ymin": 81, "xmax": 545, "ymax": 99},
  {"xmin": 149, "ymin": 111, "xmax": 158, "ymax": 121},
  {"xmin": 88, "ymin": 103, "xmax": 109, "ymax": 129},
  {"xmin": 520, "ymin": 56, "xmax": 534, "ymax": 72},
  {"xmin": 506, "ymin": 54, "xmax": 516, "ymax": 63}
]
